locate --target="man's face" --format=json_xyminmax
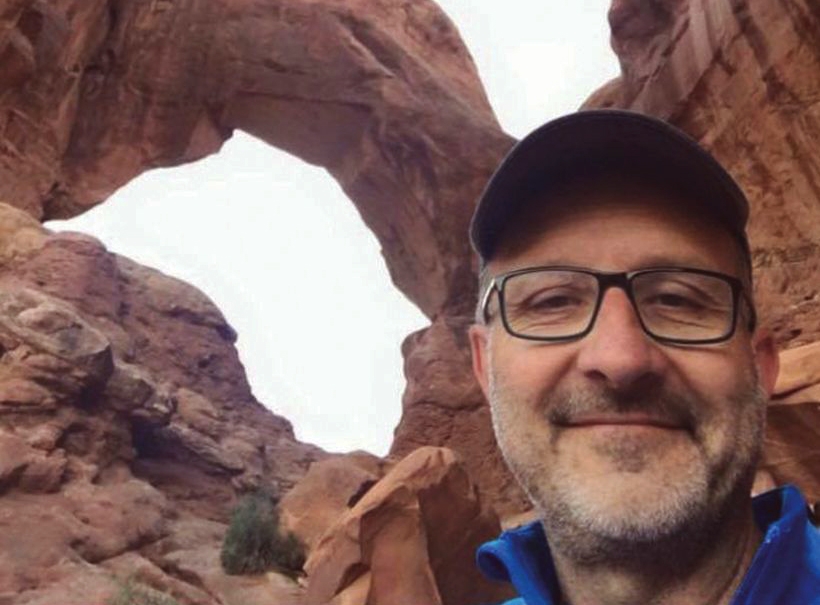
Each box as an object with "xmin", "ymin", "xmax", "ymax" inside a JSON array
[{"xmin": 469, "ymin": 181, "xmax": 778, "ymax": 560}]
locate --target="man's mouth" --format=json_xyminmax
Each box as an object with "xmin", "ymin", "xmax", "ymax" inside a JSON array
[
  {"xmin": 556, "ymin": 413, "xmax": 686, "ymax": 430},
  {"xmin": 545, "ymin": 388, "xmax": 700, "ymax": 435}
]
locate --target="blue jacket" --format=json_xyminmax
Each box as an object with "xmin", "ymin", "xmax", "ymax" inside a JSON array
[{"xmin": 476, "ymin": 485, "xmax": 820, "ymax": 604}]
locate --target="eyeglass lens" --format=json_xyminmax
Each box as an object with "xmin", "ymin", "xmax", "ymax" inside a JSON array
[{"xmin": 501, "ymin": 269, "xmax": 735, "ymax": 342}]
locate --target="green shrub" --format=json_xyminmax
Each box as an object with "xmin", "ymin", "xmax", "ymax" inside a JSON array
[
  {"xmin": 107, "ymin": 579, "xmax": 180, "ymax": 605},
  {"xmin": 220, "ymin": 489, "xmax": 306, "ymax": 577}
]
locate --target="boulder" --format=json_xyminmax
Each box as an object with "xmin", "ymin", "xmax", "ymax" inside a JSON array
[
  {"xmin": 305, "ymin": 446, "xmax": 514, "ymax": 605},
  {"xmin": 280, "ymin": 451, "xmax": 387, "ymax": 550}
]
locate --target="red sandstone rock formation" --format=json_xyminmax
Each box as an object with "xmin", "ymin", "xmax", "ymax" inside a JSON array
[
  {"xmin": 0, "ymin": 0, "xmax": 526, "ymax": 517},
  {"xmin": 0, "ymin": 0, "xmax": 510, "ymax": 317},
  {"xmin": 303, "ymin": 447, "xmax": 514, "ymax": 605},
  {"xmin": 0, "ymin": 204, "xmax": 321, "ymax": 602},
  {"xmin": 1, "ymin": 0, "xmax": 820, "ymax": 601},
  {"xmin": 0, "ymin": 0, "xmax": 523, "ymax": 598},
  {"xmin": 587, "ymin": 0, "xmax": 820, "ymax": 347},
  {"xmin": 279, "ymin": 450, "xmax": 389, "ymax": 550},
  {"xmin": 765, "ymin": 341, "xmax": 820, "ymax": 504}
]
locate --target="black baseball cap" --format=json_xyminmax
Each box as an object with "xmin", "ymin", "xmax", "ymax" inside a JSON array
[{"xmin": 469, "ymin": 110, "xmax": 751, "ymax": 264}]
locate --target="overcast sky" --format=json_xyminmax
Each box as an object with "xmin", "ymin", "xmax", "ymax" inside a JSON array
[{"xmin": 46, "ymin": 1, "xmax": 620, "ymax": 455}]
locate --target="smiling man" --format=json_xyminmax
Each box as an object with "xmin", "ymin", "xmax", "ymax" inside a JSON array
[{"xmin": 468, "ymin": 111, "xmax": 820, "ymax": 605}]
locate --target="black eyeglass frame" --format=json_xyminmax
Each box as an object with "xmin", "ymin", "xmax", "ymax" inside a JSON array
[{"xmin": 480, "ymin": 266, "xmax": 757, "ymax": 345}]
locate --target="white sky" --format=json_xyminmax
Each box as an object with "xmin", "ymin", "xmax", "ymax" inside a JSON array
[{"xmin": 46, "ymin": 1, "xmax": 619, "ymax": 456}]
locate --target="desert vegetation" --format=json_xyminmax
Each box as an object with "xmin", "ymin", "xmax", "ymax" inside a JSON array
[{"xmin": 220, "ymin": 489, "xmax": 306, "ymax": 577}]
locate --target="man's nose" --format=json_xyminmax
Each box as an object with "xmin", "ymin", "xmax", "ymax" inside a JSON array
[{"xmin": 576, "ymin": 287, "xmax": 667, "ymax": 390}]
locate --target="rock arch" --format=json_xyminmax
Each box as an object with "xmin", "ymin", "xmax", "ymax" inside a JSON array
[{"xmin": 2, "ymin": 0, "xmax": 820, "ymax": 520}]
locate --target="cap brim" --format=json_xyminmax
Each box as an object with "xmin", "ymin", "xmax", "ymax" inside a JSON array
[{"xmin": 470, "ymin": 110, "xmax": 749, "ymax": 261}]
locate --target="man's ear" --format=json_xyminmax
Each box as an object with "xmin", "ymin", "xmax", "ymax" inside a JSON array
[
  {"xmin": 752, "ymin": 329, "xmax": 779, "ymax": 396},
  {"xmin": 469, "ymin": 323, "xmax": 491, "ymax": 399}
]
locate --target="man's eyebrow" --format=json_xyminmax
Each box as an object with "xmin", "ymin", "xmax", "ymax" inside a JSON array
[{"xmin": 628, "ymin": 254, "xmax": 716, "ymax": 270}]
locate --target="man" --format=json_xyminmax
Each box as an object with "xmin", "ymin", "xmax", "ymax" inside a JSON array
[{"xmin": 468, "ymin": 110, "xmax": 820, "ymax": 605}]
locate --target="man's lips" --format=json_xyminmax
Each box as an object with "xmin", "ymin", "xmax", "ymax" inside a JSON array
[{"xmin": 555, "ymin": 413, "xmax": 686, "ymax": 430}]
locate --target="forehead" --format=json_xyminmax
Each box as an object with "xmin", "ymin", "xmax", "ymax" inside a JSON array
[{"xmin": 491, "ymin": 176, "xmax": 742, "ymax": 276}]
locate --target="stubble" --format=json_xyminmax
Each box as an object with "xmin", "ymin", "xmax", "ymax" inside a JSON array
[{"xmin": 489, "ymin": 374, "xmax": 768, "ymax": 569}]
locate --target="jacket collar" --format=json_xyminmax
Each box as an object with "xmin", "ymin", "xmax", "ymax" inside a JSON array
[{"xmin": 476, "ymin": 485, "xmax": 815, "ymax": 605}]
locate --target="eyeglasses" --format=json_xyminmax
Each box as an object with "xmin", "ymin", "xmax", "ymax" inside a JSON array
[{"xmin": 480, "ymin": 266, "xmax": 756, "ymax": 345}]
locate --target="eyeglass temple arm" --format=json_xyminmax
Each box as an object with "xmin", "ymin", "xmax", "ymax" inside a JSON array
[
  {"xmin": 741, "ymin": 291, "xmax": 758, "ymax": 331},
  {"xmin": 479, "ymin": 282, "xmax": 498, "ymax": 324}
]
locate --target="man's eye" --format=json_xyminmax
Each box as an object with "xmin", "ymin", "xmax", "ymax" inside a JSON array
[
  {"xmin": 651, "ymin": 293, "xmax": 703, "ymax": 308},
  {"xmin": 533, "ymin": 295, "xmax": 575, "ymax": 308},
  {"xmin": 524, "ymin": 293, "xmax": 583, "ymax": 312}
]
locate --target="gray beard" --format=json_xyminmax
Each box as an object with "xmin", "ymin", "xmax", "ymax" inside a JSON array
[
  {"xmin": 493, "ymin": 380, "xmax": 767, "ymax": 571},
  {"xmin": 540, "ymin": 459, "xmax": 757, "ymax": 572}
]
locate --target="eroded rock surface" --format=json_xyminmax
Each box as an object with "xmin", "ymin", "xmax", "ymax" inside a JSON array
[
  {"xmin": 0, "ymin": 207, "xmax": 321, "ymax": 602},
  {"xmin": 586, "ymin": 0, "xmax": 820, "ymax": 347},
  {"xmin": 766, "ymin": 341, "xmax": 820, "ymax": 505},
  {"xmin": 0, "ymin": 0, "xmax": 510, "ymax": 317},
  {"xmin": 1, "ymin": 0, "xmax": 528, "ymax": 522},
  {"xmin": 280, "ymin": 451, "xmax": 388, "ymax": 551},
  {"xmin": 304, "ymin": 446, "xmax": 514, "ymax": 605}
]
